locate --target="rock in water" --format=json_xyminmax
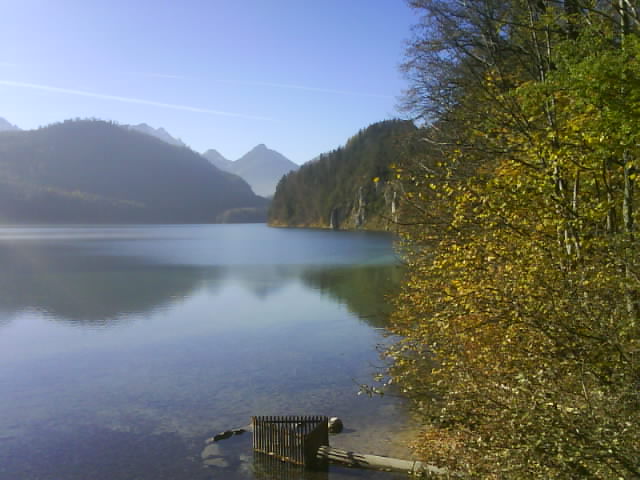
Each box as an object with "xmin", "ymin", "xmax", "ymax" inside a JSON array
[
  {"xmin": 206, "ymin": 430, "xmax": 234, "ymax": 443},
  {"xmin": 328, "ymin": 417, "xmax": 343, "ymax": 434}
]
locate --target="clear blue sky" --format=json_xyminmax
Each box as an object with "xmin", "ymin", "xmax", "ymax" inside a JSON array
[{"xmin": 0, "ymin": 1, "xmax": 417, "ymax": 164}]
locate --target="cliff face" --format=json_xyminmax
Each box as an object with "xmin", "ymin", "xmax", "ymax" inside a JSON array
[
  {"xmin": 326, "ymin": 181, "xmax": 400, "ymax": 231},
  {"xmin": 268, "ymin": 119, "xmax": 415, "ymax": 231}
]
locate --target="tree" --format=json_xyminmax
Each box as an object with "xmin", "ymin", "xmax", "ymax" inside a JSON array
[
  {"xmin": 268, "ymin": 120, "xmax": 416, "ymax": 230},
  {"xmin": 388, "ymin": 1, "xmax": 640, "ymax": 477}
]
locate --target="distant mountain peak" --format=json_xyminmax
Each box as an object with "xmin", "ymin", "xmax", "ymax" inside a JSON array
[
  {"xmin": 127, "ymin": 123, "xmax": 186, "ymax": 148},
  {"xmin": 232, "ymin": 145, "xmax": 298, "ymax": 197},
  {"xmin": 0, "ymin": 117, "xmax": 21, "ymax": 132},
  {"xmin": 203, "ymin": 148, "xmax": 226, "ymax": 159},
  {"xmin": 202, "ymin": 144, "xmax": 298, "ymax": 197},
  {"xmin": 202, "ymin": 149, "xmax": 234, "ymax": 172}
]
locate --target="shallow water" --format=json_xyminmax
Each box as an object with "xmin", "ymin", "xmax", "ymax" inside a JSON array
[{"xmin": 0, "ymin": 224, "xmax": 415, "ymax": 479}]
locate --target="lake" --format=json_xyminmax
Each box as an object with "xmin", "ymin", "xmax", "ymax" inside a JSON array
[{"xmin": 0, "ymin": 224, "xmax": 415, "ymax": 480}]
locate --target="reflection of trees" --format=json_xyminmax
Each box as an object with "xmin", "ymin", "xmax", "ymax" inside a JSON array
[
  {"xmin": 227, "ymin": 264, "xmax": 403, "ymax": 326},
  {"xmin": 252, "ymin": 453, "xmax": 328, "ymax": 480},
  {"xmin": 0, "ymin": 242, "xmax": 225, "ymax": 326},
  {"xmin": 300, "ymin": 265, "xmax": 404, "ymax": 328},
  {"xmin": 0, "ymin": 240, "xmax": 401, "ymax": 329},
  {"xmin": 227, "ymin": 266, "xmax": 294, "ymax": 300}
]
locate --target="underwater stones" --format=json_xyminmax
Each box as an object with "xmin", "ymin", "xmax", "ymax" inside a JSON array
[
  {"xmin": 201, "ymin": 444, "xmax": 221, "ymax": 459},
  {"xmin": 203, "ymin": 457, "xmax": 229, "ymax": 468},
  {"xmin": 201, "ymin": 443, "xmax": 229, "ymax": 469}
]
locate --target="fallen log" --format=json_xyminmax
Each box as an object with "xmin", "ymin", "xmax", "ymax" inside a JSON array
[{"xmin": 316, "ymin": 445, "xmax": 451, "ymax": 476}]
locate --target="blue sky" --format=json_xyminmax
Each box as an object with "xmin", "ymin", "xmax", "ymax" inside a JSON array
[{"xmin": 0, "ymin": 1, "xmax": 417, "ymax": 164}]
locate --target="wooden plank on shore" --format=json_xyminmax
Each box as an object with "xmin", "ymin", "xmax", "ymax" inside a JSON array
[{"xmin": 316, "ymin": 445, "xmax": 452, "ymax": 476}]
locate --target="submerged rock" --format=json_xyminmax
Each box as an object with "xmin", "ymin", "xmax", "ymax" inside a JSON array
[
  {"xmin": 203, "ymin": 457, "xmax": 229, "ymax": 468},
  {"xmin": 201, "ymin": 444, "xmax": 221, "ymax": 459}
]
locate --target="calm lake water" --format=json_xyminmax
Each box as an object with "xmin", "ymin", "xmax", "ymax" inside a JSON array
[{"xmin": 0, "ymin": 224, "xmax": 416, "ymax": 480}]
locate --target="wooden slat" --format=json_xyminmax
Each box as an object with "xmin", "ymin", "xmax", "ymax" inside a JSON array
[{"xmin": 252, "ymin": 415, "xmax": 328, "ymax": 467}]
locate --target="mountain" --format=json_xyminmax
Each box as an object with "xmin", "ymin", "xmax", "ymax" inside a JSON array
[
  {"xmin": 268, "ymin": 119, "xmax": 417, "ymax": 230},
  {"xmin": 233, "ymin": 144, "xmax": 298, "ymax": 197},
  {"xmin": 202, "ymin": 148, "xmax": 234, "ymax": 171},
  {"xmin": 127, "ymin": 123, "xmax": 186, "ymax": 147},
  {"xmin": 0, "ymin": 119, "xmax": 268, "ymax": 224},
  {"xmin": 203, "ymin": 144, "xmax": 298, "ymax": 197},
  {"xmin": 0, "ymin": 117, "xmax": 20, "ymax": 132}
]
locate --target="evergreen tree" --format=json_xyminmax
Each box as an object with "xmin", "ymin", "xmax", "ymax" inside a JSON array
[{"xmin": 269, "ymin": 120, "xmax": 416, "ymax": 230}]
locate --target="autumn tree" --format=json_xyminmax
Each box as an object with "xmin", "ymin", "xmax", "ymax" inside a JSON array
[{"xmin": 388, "ymin": 1, "xmax": 640, "ymax": 477}]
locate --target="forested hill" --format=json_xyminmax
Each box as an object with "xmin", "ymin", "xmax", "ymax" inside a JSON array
[
  {"xmin": 268, "ymin": 119, "xmax": 416, "ymax": 230},
  {"xmin": 0, "ymin": 120, "xmax": 267, "ymax": 224}
]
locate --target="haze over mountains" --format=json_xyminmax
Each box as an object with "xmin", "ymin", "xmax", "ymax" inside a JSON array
[
  {"xmin": 0, "ymin": 115, "xmax": 300, "ymax": 212},
  {"xmin": 0, "ymin": 119, "xmax": 267, "ymax": 224},
  {"xmin": 119, "ymin": 120, "xmax": 298, "ymax": 198},
  {"xmin": 202, "ymin": 149, "xmax": 233, "ymax": 171},
  {"xmin": 202, "ymin": 144, "xmax": 298, "ymax": 197},
  {"xmin": 112, "ymin": 119, "xmax": 298, "ymax": 198},
  {"xmin": 0, "ymin": 117, "xmax": 20, "ymax": 132},
  {"xmin": 0, "ymin": 115, "xmax": 415, "ymax": 229},
  {"xmin": 127, "ymin": 123, "xmax": 187, "ymax": 148}
]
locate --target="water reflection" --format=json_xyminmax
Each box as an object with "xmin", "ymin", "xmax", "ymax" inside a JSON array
[
  {"xmin": 0, "ymin": 240, "xmax": 401, "ymax": 328},
  {"xmin": 252, "ymin": 453, "xmax": 328, "ymax": 480},
  {"xmin": 1, "ymin": 425, "xmax": 212, "ymax": 480},
  {"xmin": 0, "ymin": 225, "xmax": 412, "ymax": 480},
  {"xmin": 300, "ymin": 265, "xmax": 403, "ymax": 328},
  {"xmin": 0, "ymin": 240, "xmax": 221, "ymax": 324},
  {"xmin": 227, "ymin": 265, "xmax": 298, "ymax": 300}
]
